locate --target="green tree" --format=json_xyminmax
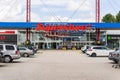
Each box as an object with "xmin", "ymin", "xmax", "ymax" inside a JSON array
[
  {"xmin": 102, "ymin": 13, "xmax": 116, "ymax": 23},
  {"xmin": 116, "ymin": 11, "xmax": 120, "ymax": 22}
]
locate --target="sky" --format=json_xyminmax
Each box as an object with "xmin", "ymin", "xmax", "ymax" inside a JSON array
[{"xmin": 0, "ymin": 0, "xmax": 120, "ymax": 22}]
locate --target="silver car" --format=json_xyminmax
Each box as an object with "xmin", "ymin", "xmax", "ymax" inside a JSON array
[
  {"xmin": 18, "ymin": 47, "xmax": 34, "ymax": 57},
  {"xmin": 0, "ymin": 44, "xmax": 21, "ymax": 63}
]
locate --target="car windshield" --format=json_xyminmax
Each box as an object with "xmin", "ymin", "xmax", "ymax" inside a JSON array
[
  {"xmin": 116, "ymin": 49, "xmax": 120, "ymax": 52},
  {"xmin": 86, "ymin": 46, "xmax": 90, "ymax": 49}
]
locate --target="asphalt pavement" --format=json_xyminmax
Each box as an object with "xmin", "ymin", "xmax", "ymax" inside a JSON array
[{"xmin": 0, "ymin": 50, "xmax": 120, "ymax": 80}]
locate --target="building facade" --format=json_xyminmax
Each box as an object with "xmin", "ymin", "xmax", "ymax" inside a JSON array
[
  {"xmin": 17, "ymin": 29, "xmax": 106, "ymax": 50},
  {"xmin": 1, "ymin": 22, "xmax": 120, "ymax": 49}
]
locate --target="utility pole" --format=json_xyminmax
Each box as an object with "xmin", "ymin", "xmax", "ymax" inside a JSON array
[
  {"xmin": 26, "ymin": 0, "xmax": 31, "ymax": 44},
  {"xmin": 96, "ymin": 0, "xmax": 100, "ymax": 44}
]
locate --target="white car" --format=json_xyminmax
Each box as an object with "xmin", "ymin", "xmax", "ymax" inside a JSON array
[
  {"xmin": 86, "ymin": 46, "xmax": 114, "ymax": 57},
  {"xmin": 0, "ymin": 44, "xmax": 21, "ymax": 63}
]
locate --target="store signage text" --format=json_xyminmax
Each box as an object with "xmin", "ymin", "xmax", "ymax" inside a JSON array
[
  {"xmin": 0, "ymin": 31, "xmax": 15, "ymax": 34},
  {"xmin": 36, "ymin": 23, "xmax": 91, "ymax": 31},
  {"xmin": 0, "ymin": 36, "xmax": 6, "ymax": 40},
  {"xmin": 107, "ymin": 35, "xmax": 120, "ymax": 40},
  {"xmin": 0, "ymin": 35, "xmax": 17, "ymax": 42}
]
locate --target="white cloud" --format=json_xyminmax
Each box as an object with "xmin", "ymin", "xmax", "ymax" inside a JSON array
[
  {"xmin": 41, "ymin": 7, "xmax": 49, "ymax": 12},
  {"xmin": 31, "ymin": 0, "xmax": 67, "ymax": 6},
  {"xmin": 36, "ymin": 0, "xmax": 93, "ymax": 12},
  {"xmin": 0, "ymin": 0, "xmax": 39, "ymax": 22},
  {"xmin": 0, "ymin": 0, "xmax": 95, "ymax": 22},
  {"xmin": 67, "ymin": 0, "xmax": 92, "ymax": 11},
  {"xmin": 1, "ymin": 11, "xmax": 41, "ymax": 22},
  {"xmin": 0, "ymin": 0, "xmax": 22, "ymax": 21},
  {"xmin": 31, "ymin": 13, "xmax": 41, "ymax": 22},
  {"xmin": 1, "ymin": 0, "xmax": 23, "ymax": 22},
  {"xmin": 38, "ymin": 15, "xmax": 95, "ymax": 22}
]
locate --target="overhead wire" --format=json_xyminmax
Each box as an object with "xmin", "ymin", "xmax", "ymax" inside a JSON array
[
  {"xmin": 2, "ymin": 0, "xmax": 18, "ymax": 21},
  {"xmin": 0, "ymin": 0, "xmax": 15, "ymax": 15},
  {"xmin": 39, "ymin": 0, "xmax": 62, "ymax": 22},
  {"xmin": 109, "ymin": 0, "xmax": 120, "ymax": 11},
  {"xmin": 89, "ymin": 0, "xmax": 94, "ymax": 22},
  {"xmin": 66, "ymin": 0, "xmax": 88, "ymax": 22},
  {"xmin": 113, "ymin": 0, "xmax": 120, "ymax": 8},
  {"xmin": 107, "ymin": 0, "xmax": 117, "ymax": 13}
]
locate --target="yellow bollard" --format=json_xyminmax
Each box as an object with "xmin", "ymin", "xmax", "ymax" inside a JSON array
[
  {"xmin": 62, "ymin": 47, "xmax": 66, "ymax": 50},
  {"xmin": 72, "ymin": 47, "xmax": 76, "ymax": 50}
]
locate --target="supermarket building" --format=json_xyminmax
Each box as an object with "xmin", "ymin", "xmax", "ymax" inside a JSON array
[{"xmin": 0, "ymin": 22, "xmax": 120, "ymax": 49}]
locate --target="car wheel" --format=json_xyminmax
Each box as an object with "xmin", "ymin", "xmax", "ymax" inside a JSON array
[
  {"xmin": 23, "ymin": 53, "xmax": 29, "ymax": 57},
  {"xmin": 4, "ymin": 56, "xmax": 12, "ymax": 63},
  {"xmin": 91, "ymin": 53, "xmax": 97, "ymax": 57},
  {"xmin": 114, "ymin": 60, "xmax": 118, "ymax": 64}
]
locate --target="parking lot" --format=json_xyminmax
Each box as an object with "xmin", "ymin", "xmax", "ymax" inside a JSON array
[{"xmin": 0, "ymin": 50, "xmax": 120, "ymax": 80}]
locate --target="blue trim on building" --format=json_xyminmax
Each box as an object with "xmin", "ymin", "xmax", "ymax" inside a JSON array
[
  {"xmin": 0, "ymin": 22, "xmax": 120, "ymax": 29},
  {"xmin": 0, "ymin": 22, "xmax": 37, "ymax": 28}
]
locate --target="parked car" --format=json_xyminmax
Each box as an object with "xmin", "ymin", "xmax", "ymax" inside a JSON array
[
  {"xmin": 32, "ymin": 46, "xmax": 38, "ymax": 53},
  {"xmin": 0, "ymin": 44, "xmax": 21, "ymax": 63},
  {"xmin": 26, "ymin": 46, "xmax": 38, "ymax": 53},
  {"xmin": 86, "ymin": 46, "xmax": 114, "ymax": 57},
  {"xmin": 81, "ymin": 45, "xmax": 90, "ymax": 53},
  {"xmin": 18, "ymin": 47, "xmax": 34, "ymax": 57},
  {"xmin": 108, "ymin": 49, "xmax": 120, "ymax": 63},
  {"xmin": 0, "ymin": 51, "xmax": 3, "ymax": 62}
]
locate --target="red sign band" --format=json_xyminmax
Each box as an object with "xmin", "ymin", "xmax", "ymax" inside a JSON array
[{"xmin": 36, "ymin": 23, "xmax": 91, "ymax": 31}]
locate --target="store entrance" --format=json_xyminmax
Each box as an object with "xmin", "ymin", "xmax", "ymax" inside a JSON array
[
  {"xmin": 38, "ymin": 43, "xmax": 44, "ymax": 49},
  {"xmin": 52, "ymin": 43, "xmax": 57, "ymax": 49}
]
